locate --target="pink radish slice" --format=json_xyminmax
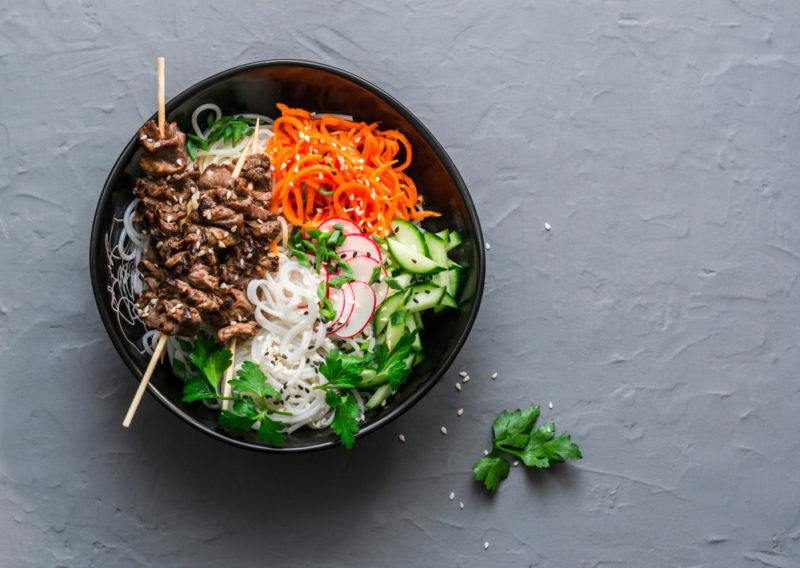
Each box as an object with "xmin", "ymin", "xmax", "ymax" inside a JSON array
[
  {"xmin": 332, "ymin": 282, "xmax": 377, "ymax": 339},
  {"xmin": 338, "ymin": 234, "xmax": 382, "ymax": 263},
  {"xmin": 327, "ymin": 285, "xmax": 355, "ymax": 334},
  {"xmin": 318, "ymin": 217, "xmax": 360, "ymax": 235},
  {"xmin": 342, "ymin": 255, "xmax": 381, "ymax": 282}
]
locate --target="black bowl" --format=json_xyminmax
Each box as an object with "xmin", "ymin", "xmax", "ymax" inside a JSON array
[{"xmin": 90, "ymin": 60, "xmax": 485, "ymax": 452}]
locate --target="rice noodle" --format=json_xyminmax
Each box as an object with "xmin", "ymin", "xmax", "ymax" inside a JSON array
[
  {"xmin": 190, "ymin": 104, "xmax": 275, "ymax": 171},
  {"xmin": 241, "ymin": 253, "xmax": 338, "ymax": 431}
]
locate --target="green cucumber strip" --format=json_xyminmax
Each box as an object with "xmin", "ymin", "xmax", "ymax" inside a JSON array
[
  {"xmin": 390, "ymin": 219, "xmax": 428, "ymax": 255},
  {"xmin": 387, "ymin": 238, "xmax": 445, "ymax": 275}
]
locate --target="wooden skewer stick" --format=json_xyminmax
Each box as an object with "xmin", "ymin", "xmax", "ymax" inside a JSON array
[
  {"xmin": 221, "ymin": 338, "xmax": 237, "ymax": 411},
  {"xmin": 232, "ymin": 118, "xmax": 260, "ymax": 178},
  {"xmin": 219, "ymin": 126, "xmax": 260, "ymax": 410},
  {"xmin": 156, "ymin": 57, "xmax": 166, "ymax": 137},
  {"xmin": 123, "ymin": 334, "xmax": 168, "ymax": 427},
  {"xmin": 252, "ymin": 117, "xmax": 260, "ymax": 154}
]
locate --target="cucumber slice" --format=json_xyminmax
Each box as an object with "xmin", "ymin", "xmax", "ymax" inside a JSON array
[
  {"xmin": 404, "ymin": 284, "xmax": 445, "ymax": 312},
  {"xmin": 387, "ymin": 238, "xmax": 445, "ymax": 275},
  {"xmin": 405, "ymin": 311, "xmax": 423, "ymax": 350},
  {"xmin": 433, "ymin": 266, "xmax": 461, "ymax": 298},
  {"xmin": 424, "ymin": 232, "xmax": 448, "ymax": 267},
  {"xmin": 386, "ymin": 317, "xmax": 405, "ymax": 350},
  {"xmin": 386, "ymin": 272, "xmax": 413, "ymax": 291},
  {"xmin": 438, "ymin": 292, "xmax": 458, "ymax": 309},
  {"xmin": 373, "ymin": 290, "xmax": 409, "ymax": 336},
  {"xmin": 446, "ymin": 231, "xmax": 462, "ymax": 251},
  {"xmin": 390, "ymin": 219, "xmax": 428, "ymax": 256},
  {"xmin": 366, "ymin": 384, "xmax": 393, "ymax": 409},
  {"xmin": 412, "ymin": 311, "xmax": 424, "ymax": 330},
  {"xmin": 435, "ymin": 229, "xmax": 450, "ymax": 243}
]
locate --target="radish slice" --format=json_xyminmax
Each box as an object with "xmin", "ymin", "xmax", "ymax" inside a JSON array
[
  {"xmin": 327, "ymin": 285, "xmax": 355, "ymax": 334},
  {"xmin": 338, "ymin": 234, "xmax": 382, "ymax": 263},
  {"xmin": 318, "ymin": 217, "xmax": 360, "ymax": 235},
  {"xmin": 332, "ymin": 282, "xmax": 376, "ymax": 339},
  {"xmin": 342, "ymin": 255, "xmax": 381, "ymax": 282}
]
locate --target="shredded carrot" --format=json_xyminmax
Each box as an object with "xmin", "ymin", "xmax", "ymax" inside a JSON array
[
  {"xmin": 269, "ymin": 239, "xmax": 279, "ymax": 256},
  {"xmin": 266, "ymin": 104, "xmax": 439, "ymax": 236}
]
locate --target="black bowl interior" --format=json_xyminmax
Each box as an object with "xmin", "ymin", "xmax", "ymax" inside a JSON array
[{"xmin": 91, "ymin": 61, "xmax": 485, "ymax": 452}]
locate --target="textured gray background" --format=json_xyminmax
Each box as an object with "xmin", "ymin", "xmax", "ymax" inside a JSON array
[{"xmin": 1, "ymin": 0, "xmax": 800, "ymax": 566}]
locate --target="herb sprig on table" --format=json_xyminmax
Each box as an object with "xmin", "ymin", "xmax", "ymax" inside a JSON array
[{"xmin": 473, "ymin": 405, "xmax": 582, "ymax": 492}]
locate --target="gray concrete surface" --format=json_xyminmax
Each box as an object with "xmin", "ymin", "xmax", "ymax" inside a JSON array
[{"xmin": 2, "ymin": 1, "xmax": 800, "ymax": 566}]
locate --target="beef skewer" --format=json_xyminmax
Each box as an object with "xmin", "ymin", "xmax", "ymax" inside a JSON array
[
  {"xmin": 123, "ymin": 57, "xmax": 171, "ymax": 428},
  {"xmin": 123, "ymin": 57, "xmax": 278, "ymax": 426}
]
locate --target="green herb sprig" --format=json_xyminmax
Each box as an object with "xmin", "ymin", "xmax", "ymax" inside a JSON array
[
  {"xmin": 473, "ymin": 405, "xmax": 582, "ymax": 492},
  {"xmin": 173, "ymin": 335, "xmax": 288, "ymax": 446},
  {"xmin": 185, "ymin": 114, "xmax": 258, "ymax": 160}
]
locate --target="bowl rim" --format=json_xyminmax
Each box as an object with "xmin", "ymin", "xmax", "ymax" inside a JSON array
[{"xmin": 90, "ymin": 59, "xmax": 486, "ymax": 453}]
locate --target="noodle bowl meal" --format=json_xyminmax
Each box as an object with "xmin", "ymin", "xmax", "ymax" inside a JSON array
[{"xmin": 111, "ymin": 92, "xmax": 466, "ymax": 449}]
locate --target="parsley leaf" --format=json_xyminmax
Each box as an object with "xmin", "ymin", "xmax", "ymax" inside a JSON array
[
  {"xmin": 218, "ymin": 395, "xmax": 287, "ymax": 445},
  {"xmin": 318, "ymin": 349, "xmax": 363, "ymax": 389},
  {"xmin": 325, "ymin": 390, "xmax": 361, "ymax": 450},
  {"xmin": 519, "ymin": 423, "xmax": 582, "ymax": 468},
  {"xmin": 473, "ymin": 405, "xmax": 582, "ymax": 492},
  {"xmin": 185, "ymin": 115, "xmax": 255, "ymax": 161},
  {"xmin": 230, "ymin": 361, "xmax": 281, "ymax": 401},
  {"xmin": 371, "ymin": 330, "xmax": 416, "ymax": 389},
  {"xmin": 219, "ymin": 397, "xmax": 259, "ymax": 432},
  {"xmin": 473, "ymin": 452, "xmax": 510, "ymax": 493},
  {"xmin": 177, "ymin": 333, "xmax": 231, "ymax": 401},
  {"xmin": 258, "ymin": 414, "xmax": 287, "ymax": 445},
  {"xmin": 492, "ymin": 406, "xmax": 540, "ymax": 449},
  {"xmin": 182, "ymin": 375, "xmax": 217, "ymax": 402}
]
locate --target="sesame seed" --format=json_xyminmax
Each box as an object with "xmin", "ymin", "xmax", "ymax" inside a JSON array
[
  {"xmin": 491, "ymin": 372, "xmax": 498, "ymax": 380},
  {"xmin": 483, "ymin": 449, "xmax": 489, "ymax": 456},
  {"xmin": 440, "ymin": 426, "xmax": 448, "ymax": 435},
  {"xmin": 544, "ymin": 222, "xmax": 552, "ymax": 231},
  {"xmin": 485, "ymin": 242, "xmax": 491, "ymax": 250},
  {"xmin": 458, "ymin": 501, "xmax": 464, "ymax": 509},
  {"xmin": 548, "ymin": 401, "xmax": 554, "ymax": 409},
  {"xmin": 513, "ymin": 461, "xmax": 519, "ymax": 467},
  {"xmin": 457, "ymin": 408, "xmax": 464, "ymax": 416},
  {"xmin": 454, "ymin": 382, "xmax": 462, "ymax": 391},
  {"xmin": 448, "ymin": 491, "xmax": 455, "ymax": 501},
  {"xmin": 398, "ymin": 434, "xmax": 406, "ymax": 443},
  {"xmin": 462, "ymin": 375, "xmax": 470, "ymax": 383},
  {"xmin": 484, "ymin": 542, "xmax": 490, "ymax": 551},
  {"xmin": 459, "ymin": 371, "xmax": 468, "ymax": 377}
]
